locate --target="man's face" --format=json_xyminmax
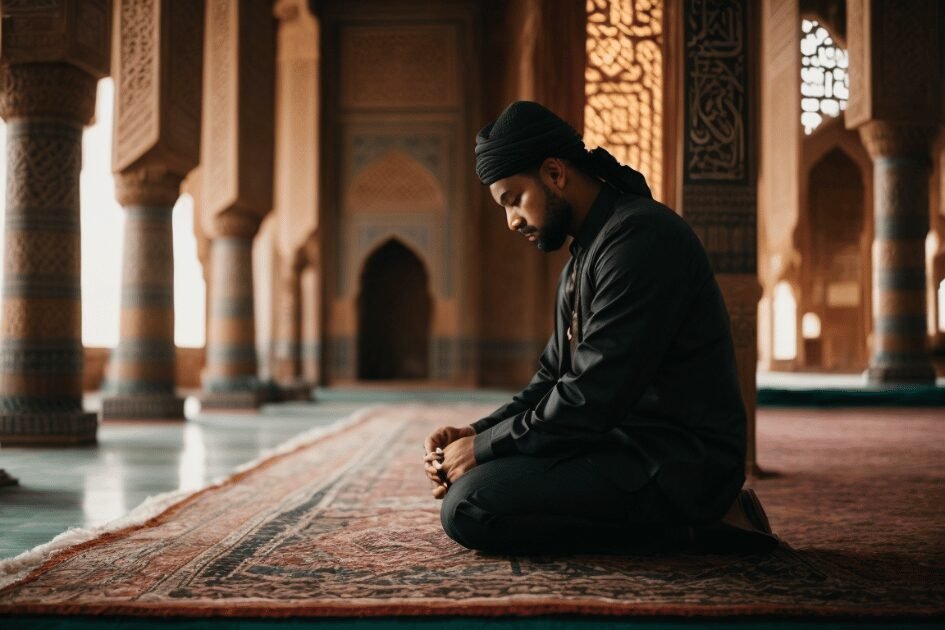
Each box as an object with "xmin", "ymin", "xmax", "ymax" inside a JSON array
[{"xmin": 489, "ymin": 173, "xmax": 573, "ymax": 252}]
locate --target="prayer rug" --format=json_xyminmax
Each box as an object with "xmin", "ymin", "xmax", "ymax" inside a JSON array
[{"xmin": 1, "ymin": 404, "xmax": 943, "ymax": 619}]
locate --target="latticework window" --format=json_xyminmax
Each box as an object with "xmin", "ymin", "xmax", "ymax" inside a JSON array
[
  {"xmin": 584, "ymin": 0, "xmax": 662, "ymax": 198},
  {"xmin": 800, "ymin": 19, "xmax": 849, "ymax": 135}
]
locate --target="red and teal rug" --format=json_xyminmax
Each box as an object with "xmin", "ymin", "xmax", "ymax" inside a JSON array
[{"xmin": 1, "ymin": 405, "xmax": 943, "ymax": 619}]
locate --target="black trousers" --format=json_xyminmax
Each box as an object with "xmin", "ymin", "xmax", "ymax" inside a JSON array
[{"xmin": 439, "ymin": 450, "xmax": 694, "ymax": 555}]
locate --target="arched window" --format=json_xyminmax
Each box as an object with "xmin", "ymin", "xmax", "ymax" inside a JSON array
[
  {"xmin": 800, "ymin": 19, "xmax": 849, "ymax": 135},
  {"xmin": 585, "ymin": 0, "xmax": 663, "ymax": 198}
]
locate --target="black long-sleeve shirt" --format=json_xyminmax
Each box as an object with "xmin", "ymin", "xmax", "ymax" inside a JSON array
[{"xmin": 471, "ymin": 184, "xmax": 747, "ymax": 523}]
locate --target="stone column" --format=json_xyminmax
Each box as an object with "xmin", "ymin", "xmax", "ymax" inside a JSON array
[
  {"xmin": 0, "ymin": 0, "xmax": 109, "ymax": 445},
  {"xmin": 273, "ymin": 267, "xmax": 301, "ymax": 382},
  {"xmin": 270, "ymin": 262, "xmax": 311, "ymax": 400},
  {"xmin": 101, "ymin": 170, "xmax": 185, "ymax": 419},
  {"xmin": 197, "ymin": 0, "xmax": 275, "ymax": 409},
  {"xmin": 858, "ymin": 123, "xmax": 938, "ymax": 382},
  {"xmin": 300, "ymin": 232, "xmax": 321, "ymax": 387},
  {"xmin": 101, "ymin": 0, "xmax": 205, "ymax": 419},
  {"xmin": 201, "ymin": 215, "xmax": 264, "ymax": 407},
  {"xmin": 846, "ymin": 0, "xmax": 942, "ymax": 384},
  {"xmin": 678, "ymin": 0, "xmax": 762, "ymax": 477}
]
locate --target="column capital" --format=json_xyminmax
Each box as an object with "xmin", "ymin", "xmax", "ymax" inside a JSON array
[
  {"xmin": 114, "ymin": 165, "xmax": 184, "ymax": 207},
  {"xmin": 0, "ymin": 62, "xmax": 97, "ymax": 124},
  {"xmin": 212, "ymin": 211, "xmax": 262, "ymax": 240},
  {"xmin": 857, "ymin": 121, "xmax": 942, "ymax": 161}
]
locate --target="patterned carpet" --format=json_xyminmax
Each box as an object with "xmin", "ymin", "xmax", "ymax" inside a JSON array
[{"xmin": 0, "ymin": 404, "xmax": 943, "ymax": 619}]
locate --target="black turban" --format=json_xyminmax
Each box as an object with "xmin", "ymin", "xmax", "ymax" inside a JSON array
[{"xmin": 474, "ymin": 101, "xmax": 652, "ymax": 199}]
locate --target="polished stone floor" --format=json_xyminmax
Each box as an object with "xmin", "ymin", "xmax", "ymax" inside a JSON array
[{"xmin": 0, "ymin": 389, "xmax": 510, "ymax": 560}]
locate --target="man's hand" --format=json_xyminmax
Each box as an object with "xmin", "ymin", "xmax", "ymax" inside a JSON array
[
  {"xmin": 423, "ymin": 425, "xmax": 475, "ymax": 454},
  {"xmin": 422, "ymin": 425, "xmax": 475, "ymax": 500},
  {"xmin": 440, "ymin": 435, "xmax": 477, "ymax": 484}
]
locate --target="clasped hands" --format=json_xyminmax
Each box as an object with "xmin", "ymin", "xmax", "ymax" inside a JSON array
[{"xmin": 422, "ymin": 425, "xmax": 477, "ymax": 500}]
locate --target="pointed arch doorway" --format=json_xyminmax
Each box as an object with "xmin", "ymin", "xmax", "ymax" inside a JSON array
[
  {"xmin": 357, "ymin": 239, "xmax": 432, "ymax": 380},
  {"xmin": 805, "ymin": 148, "xmax": 868, "ymax": 370}
]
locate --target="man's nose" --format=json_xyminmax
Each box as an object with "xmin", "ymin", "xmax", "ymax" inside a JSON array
[{"xmin": 507, "ymin": 213, "xmax": 523, "ymax": 232}]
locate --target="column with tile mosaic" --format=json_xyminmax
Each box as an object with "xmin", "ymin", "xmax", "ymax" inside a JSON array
[{"xmin": 0, "ymin": 1, "xmax": 109, "ymax": 445}]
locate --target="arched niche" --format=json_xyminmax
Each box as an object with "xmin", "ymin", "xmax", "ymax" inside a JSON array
[
  {"xmin": 804, "ymin": 147, "xmax": 867, "ymax": 370},
  {"xmin": 356, "ymin": 238, "xmax": 432, "ymax": 380}
]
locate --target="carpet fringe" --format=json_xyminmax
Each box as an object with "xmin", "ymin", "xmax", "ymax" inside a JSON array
[{"xmin": 0, "ymin": 404, "xmax": 386, "ymax": 591}]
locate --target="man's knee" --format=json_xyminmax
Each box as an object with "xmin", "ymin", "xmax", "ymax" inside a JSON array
[{"xmin": 439, "ymin": 475, "xmax": 495, "ymax": 551}]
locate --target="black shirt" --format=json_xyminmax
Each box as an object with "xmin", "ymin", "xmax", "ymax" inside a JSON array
[{"xmin": 471, "ymin": 184, "xmax": 747, "ymax": 523}]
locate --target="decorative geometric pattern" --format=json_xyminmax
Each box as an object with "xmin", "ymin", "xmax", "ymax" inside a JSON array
[
  {"xmin": 585, "ymin": 0, "xmax": 663, "ymax": 198},
  {"xmin": 5, "ymin": 122, "xmax": 82, "ymax": 211}
]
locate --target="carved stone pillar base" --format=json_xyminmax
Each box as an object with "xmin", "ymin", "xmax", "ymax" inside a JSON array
[
  {"xmin": 198, "ymin": 390, "xmax": 266, "ymax": 410},
  {"xmin": 866, "ymin": 363, "xmax": 938, "ymax": 385},
  {"xmin": 0, "ymin": 469, "xmax": 18, "ymax": 487},
  {"xmin": 0, "ymin": 412, "xmax": 98, "ymax": 446},
  {"xmin": 274, "ymin": 380, "xmax": 314, "ymax": 402},
  {"xmin": 101, "ymin": 394, "xmax": 185, "ymax": 420}
]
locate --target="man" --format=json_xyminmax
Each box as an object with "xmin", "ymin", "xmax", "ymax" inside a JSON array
[{"xmin": 423, "ymin": 101, "xmax": 777, "ymax": 555}]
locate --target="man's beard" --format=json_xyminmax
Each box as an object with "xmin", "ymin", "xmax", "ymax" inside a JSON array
[{"xmin": 534, "ymin": 180, "xmax": 573, "ymax": 252}]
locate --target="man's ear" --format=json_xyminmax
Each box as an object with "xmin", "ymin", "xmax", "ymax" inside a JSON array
[{"xmin": 541, "ymin": 157, "xmax": 567, "ymax": 192}]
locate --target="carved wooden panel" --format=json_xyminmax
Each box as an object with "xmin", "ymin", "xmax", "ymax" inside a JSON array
[
  {"xmin": 683, "ymin": 0, "xmax": 748, "ymax": 183},
  {"xmin": 339, "ymin": 24, "xmax": 459, "ymax": 109}
]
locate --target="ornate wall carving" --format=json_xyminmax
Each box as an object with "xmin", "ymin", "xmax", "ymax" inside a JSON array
[
  {"xmin": 339, "ymin": 24, "xmax": 459, "ymax": 109},
  {"xmin": 114, "ymin": 0, "xmax": 158, "ymax": 169},
  {"xmin": 337, "ymin": 125, "xmax": 454, "ymax": 300},
  {"xmin": 683, "ymin": 0, "xmax": 748, "ymax": 184},
  {"xmin": 682, "ymin": 0, "xmax": 755, "ymax": 276},
  {"xmin": 584, "ymin": 0, "xmax": 663, "ymax": 198}
]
